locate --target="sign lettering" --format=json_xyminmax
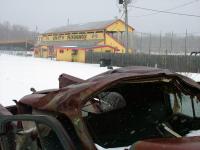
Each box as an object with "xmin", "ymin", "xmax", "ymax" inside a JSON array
[
  {"xmin": 67, "ymin": 34, "xmax": 87, "ymax": 40},
  {"xmin": 42, "ymin": 32, "xmax": 103, "ymax": 41}
]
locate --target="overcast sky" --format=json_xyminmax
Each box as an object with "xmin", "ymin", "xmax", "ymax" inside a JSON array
[{"xmin": 0, "ymin": 0, "xmax": 200, "ymax": 34}]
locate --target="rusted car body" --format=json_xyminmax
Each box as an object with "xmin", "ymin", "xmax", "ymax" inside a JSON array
[{"xmin": 1, "ymin": 66, "xmax": 200, "ymax": 150}]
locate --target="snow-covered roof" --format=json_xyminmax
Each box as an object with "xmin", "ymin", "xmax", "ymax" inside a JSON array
[{"xmin": 45, "ymin": 19, "xmax": 118, "ymax": 33}]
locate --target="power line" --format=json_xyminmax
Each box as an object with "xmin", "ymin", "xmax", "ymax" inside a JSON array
[
  {"xmin": 128, "ymin": 0, "xmax": 138, "ymax": 12},
  {"xmin": 129, "ymin": 5, "xmax": 200, "ymax": 18},
  {"xmin": 129, "ymin": 0, "xmax": 200, "ymax": 17},
  {"xmin": 119, "ymin": 11, "xmax": 125, "ymax": 19}
]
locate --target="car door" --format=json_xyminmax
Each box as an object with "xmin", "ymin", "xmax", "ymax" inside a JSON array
[{"xmin": 0, "ymin": 114, "xmax": 75, "ymax": 150}]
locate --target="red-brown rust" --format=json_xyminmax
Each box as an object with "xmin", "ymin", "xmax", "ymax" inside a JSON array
[
  {"xmin": 133, "ymin": 136, "xmax": 200, "ymax": 150},
  {"xmin": 59, "ymin": 73, "xmax": 84, "ymax": 88},
  {"xmin": 0, "ymin": 104, "xmax": 12, "ymax": 115}
]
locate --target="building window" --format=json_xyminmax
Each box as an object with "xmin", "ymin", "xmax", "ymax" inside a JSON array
[
  {"xmin": 96, "ymin": 31, "xmax": 103, "ymax": 33},
  {"xmin": 42, "ymin": 48, "xmax": 47, "ymax": 51},
  {"xmin": 72, "ymin": 50, "xmax": 78, "ymax": 55},
  {"xmin": 105, "ymin": 50, "xmax": 111, "ymax": 53},
  {"xmin": 60, "ymin": 49, "xmax": 64, "ymax": 53}
]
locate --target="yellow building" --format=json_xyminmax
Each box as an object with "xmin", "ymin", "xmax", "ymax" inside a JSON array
[
  {"xmin": 56, "ymin": 46, "xmax": 86, "ymax": 62},
  {"xmin": 56, "ymin": 45, "xmax": 119, "ymax": 62},
  {"xmin": 35, "ymin": 19, "xmax": 134, "ymax": 59},
  {"xmin": 34, "ymin": 45, "xmax": 55, "ymax": 58}
]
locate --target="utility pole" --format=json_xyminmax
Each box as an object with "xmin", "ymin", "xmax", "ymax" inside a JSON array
[
  {"xmin": 119, "ymin": 0, "xmax": 130, "ymax": 53},
  {"xmin": 124, "ymin": 0, "xmax": 129, "ymax": 53}
]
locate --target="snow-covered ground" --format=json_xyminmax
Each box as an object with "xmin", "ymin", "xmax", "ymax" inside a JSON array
[
  {"xmin": 1, "ymin": 54, "xmax": 200, "ymax": 106},
  {"xmin": 179, "ymin": 72, "xmax": 200, "ymax": 82},
  {"xmin": 0, "ymin": 54, "xmax": 110, "ymax": 106}
]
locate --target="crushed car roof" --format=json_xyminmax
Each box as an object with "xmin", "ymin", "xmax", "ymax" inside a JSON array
[{"xmin": 19, "ymin": 66, "xmax": 200, "ymax": 115}]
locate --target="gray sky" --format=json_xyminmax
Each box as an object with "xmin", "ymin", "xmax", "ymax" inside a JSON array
[{"xmin": 0, "ymin": 0, "xmax": 200, "ymax": 34}]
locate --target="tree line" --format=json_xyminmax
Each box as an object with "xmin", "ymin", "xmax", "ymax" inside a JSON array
[{"xmin": 0, "ymin": 21, "xmax": 38, "ymax": 42}]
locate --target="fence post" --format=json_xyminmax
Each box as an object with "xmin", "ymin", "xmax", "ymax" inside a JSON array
[
  {"xmin": 140, "ymin": 32, "xmax": 143, "ymax": 53},
  {"xmin": 170, "ymin": 32, "xmax": 173, "ymax": 54},
  {"xmin": 159, "ymin": 31, "xmax": 162, "ymax": 54},
  {"xmin": 91, "ymin": 51, "xmax": 93, "ymax": 64},
  {"xmin": 165, "ymin": 49, "xmax": 168, "ymax": 69},
  {"xmin": 184, "ymin": 29, "xmax": 188, "ymax": 72},
  {"xmin": 184, "ymin": 29, "xmax": 188, "ymax": 56},
  {"xmin": 121, "ymin": 53, "xmax": 124, "ymax": 67},
  {"xmin": 148, "ymin": 33, "xmax": 152, "ymax": 66}
]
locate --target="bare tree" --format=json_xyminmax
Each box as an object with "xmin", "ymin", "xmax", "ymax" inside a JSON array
[{"xmin": 0, "ymin": 21, "xmax": 38, "ymax": 42}]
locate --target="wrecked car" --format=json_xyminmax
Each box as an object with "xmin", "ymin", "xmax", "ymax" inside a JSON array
[{"xmin": 0, "ymin": 66, "xmax": 200, "ymax": 150}]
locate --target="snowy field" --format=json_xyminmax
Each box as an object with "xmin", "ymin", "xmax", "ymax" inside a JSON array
[
  {"xmin": 0, "ymin": 54, "xmax": 110, "ymax": 106},
  {"xmin": 1, "ymin": 54, "xmax": 200, "ymax": 107}
]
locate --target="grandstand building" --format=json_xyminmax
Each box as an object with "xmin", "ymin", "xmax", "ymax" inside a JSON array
[{"xmin": 35, "ymin": 19, "xmax": 134, "ymax": 62}]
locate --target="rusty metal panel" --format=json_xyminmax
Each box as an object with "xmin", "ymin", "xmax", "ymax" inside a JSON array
[
  {"xmin": 133, "ymin": 136, "xmax": 200, "ymax": 150},
  {"xmin": 59, "ymin": 73, "xmax": 84, "ymax": 88}
]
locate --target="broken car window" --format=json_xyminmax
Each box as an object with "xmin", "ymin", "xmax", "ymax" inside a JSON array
[
  {"xmin": 1, "ymin": 121, "xmax": 65, "ymax": 150},
  {"xmin": 193, "ymin": 97, "xmax": 200, "ymax": 117},
  {"xmin": 169, "ymin": 93, "xmax": 194, "ymax": 117},
  {"xmin": 169, "ymin": 93, "xmax": 200, "ymax": 118}
]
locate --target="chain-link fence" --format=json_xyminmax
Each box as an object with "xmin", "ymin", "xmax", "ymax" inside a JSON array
[
  {"xmin": 112, "ymin": 31, "xmax": 200, "ymax": 55},
  {"xmin": 86, "ymin": 31, "xmax": 200, "ymax": 73},
  {"xmin": 86, "ymin": 52, "xmax": 200, "ymax": 73}
]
